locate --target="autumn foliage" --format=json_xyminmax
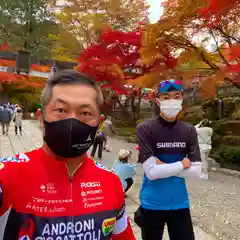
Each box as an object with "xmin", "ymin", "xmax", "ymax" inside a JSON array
[
  {"xmin": 76, "ymin": 28, "xmax": 141, "ymax": 95},
  {"xmin": 200, "ymin": 0, "xmax": 239, "ymax": 22},
  {"xmin": 0, "ymin": 59, "xmax": 48, "ymax": 91},
  {"xmin": 1, "ymin": 0, "xmax": 240, "ymax": 101},
  {"xmin": 76, "ymin": 26, "xmax": 178, "ymax": 95}
]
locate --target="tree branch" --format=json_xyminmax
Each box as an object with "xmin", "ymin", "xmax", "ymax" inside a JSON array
[{"xmin": 209, "ymin": 29, "xmax": 230, "ymax": 66}]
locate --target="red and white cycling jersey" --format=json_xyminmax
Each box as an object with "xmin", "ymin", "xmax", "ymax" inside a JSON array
[{"xmin": 0, "ymin": 148, "xmax": 135, "ymax": 240}]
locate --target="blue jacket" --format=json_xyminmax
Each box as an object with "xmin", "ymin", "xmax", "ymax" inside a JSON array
[
  {"xmin": 0, "ymin": 108, "xmax": 12, "ymax": 123},
  {"xmin": 113, "ymin": 160, "xmax": 136, "ymax": 191}
]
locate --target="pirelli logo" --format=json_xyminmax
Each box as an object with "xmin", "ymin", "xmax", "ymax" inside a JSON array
[{"xmin": 157, "ymin": 142, "xmax": 186, "ymax": 148}]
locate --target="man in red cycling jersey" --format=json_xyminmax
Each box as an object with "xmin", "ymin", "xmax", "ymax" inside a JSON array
[{"xmin": 0, "ymin": 70, "xmax": 135, "ymax": 240}]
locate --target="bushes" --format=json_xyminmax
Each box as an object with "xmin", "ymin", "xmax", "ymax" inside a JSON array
[
  {"xmin": 221, "ymin": 136, "xmax": 240, "ymax": 145},
  {"xmin": 115, "ymin": 126, "xmax": 138, "ymax": 143},
  {"xmin": 213, "ymin": 120, "xmax": 240, "ymax": 136},
  {"xmin": 202, "ymin": 99, "xmax": 219, "ymax": 120},
  {"xmin": 216, "ymin": 146, "xmax": 240, "ymax": 166},
  {"xmin": 183, "ymin": 105, "xmax": 204, "ymax": 124},
  {"xmin": 232, "ymin": 110, "xmax": 240, "ymax": 120},
  {"xmin": 202, "ymin": 97, "xmax": 240, "ymax": 120}
]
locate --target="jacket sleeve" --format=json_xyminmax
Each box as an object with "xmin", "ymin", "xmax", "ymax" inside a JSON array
[
  {"xmin": 175, "ymin": 126, "xmax": 202, "ymax": 179},
  {"xmin": 0, "ymin": 157, "xmax": 17, "ymax": 216},
  {"xmin": 175, "ymin": 162, "xmax": 202, "ymax": 178},
  {"xmin": 112, "ymin": 177, "xmax": 136, "ymax": 240}
]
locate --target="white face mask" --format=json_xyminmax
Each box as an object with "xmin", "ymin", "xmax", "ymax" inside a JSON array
[{"xmin": 157, "ymin": 99, "xmax": 183, "ymax": 118}]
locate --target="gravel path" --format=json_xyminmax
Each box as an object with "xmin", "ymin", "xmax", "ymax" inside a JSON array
[{"xmin": 187, "ymin": 172, "xmax": 240, "ymax": 240}]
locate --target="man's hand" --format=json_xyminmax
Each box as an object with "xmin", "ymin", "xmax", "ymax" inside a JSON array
[{"xmin": 181, "ymin": 158, "xmax": 191, "ymax": 169}]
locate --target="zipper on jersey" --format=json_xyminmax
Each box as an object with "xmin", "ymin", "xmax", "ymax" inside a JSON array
[
  {"xmin": 69, "ymin": 176, "xmax": 74, "ymax": 223},
  {"xmin": 66, "ymin": 163, "xmax": 82, "ymax": 221}
]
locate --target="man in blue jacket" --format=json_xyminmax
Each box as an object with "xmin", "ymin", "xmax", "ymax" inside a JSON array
[
  {"xmin": 136, "ymin": 79, "xmax": 202, "ymax": 240},
  {"xmin": 1, "ymin": 105, "xmax": 12, "ymax": 135}
]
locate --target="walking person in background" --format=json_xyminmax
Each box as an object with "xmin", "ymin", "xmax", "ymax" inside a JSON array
[
  {"xmin": 1, "ymin": 105, "xmax": 12, "ymax": 135},
  {"xmin": 13, "ymin": 107, "xmax": 23, "ymax": 135},
  {"xmin": 195, "ymin": 119, "xmax": 213, "ymax": 180},
  {"xmin": 90, "ymin": 130, "xmax": 106, "ymax": 160},
  {"xmin": 136, "ymin": 145, "xmax": 141, "ymax": 163},
  {"xmin": 0, "ymin": 104, "xmax": 3, "ymax": 128},
  {"xmin": 36, "ymin": 108, "xmax": 41, "ymax": 119},
  {"xmin": 103, "ymin": 116, "xmax": 115, "ymax": 152},
  {"xmin": 7, "ymin": 104, "xmax": 14, "ymax": 118},
  {"xmin": 112, "ymin": 149, "xmax": 136, "ymax": 195}
]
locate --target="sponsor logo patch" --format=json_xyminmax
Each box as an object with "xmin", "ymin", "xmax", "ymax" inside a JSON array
[
  {"xmin": 95, "ymin": 162, "xmax": 111, "ymax": 172},
  {"xmin": 0, "ymin": 153, "xmax": 29, "ymax": 163},
  {"xmin": 0, "ymin": 162, "xmax": 4, "ymax": 170},
  {"xmin": 19, "ymin": 236, "xmax": 30, "ymax": 240},
  {"xmin": 102, "ymin": 217, "xmax": 116, "ymax": 236}
]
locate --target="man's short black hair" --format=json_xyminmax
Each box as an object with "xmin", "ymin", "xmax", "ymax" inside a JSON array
[{"xmin": 41, "ymin": 69, "xmax": 103, "ymax": 112}]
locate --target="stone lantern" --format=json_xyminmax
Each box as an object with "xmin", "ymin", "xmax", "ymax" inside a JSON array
[{"xmin": 16, "ymin": 50, "xmax": 30, "ymax": 74}]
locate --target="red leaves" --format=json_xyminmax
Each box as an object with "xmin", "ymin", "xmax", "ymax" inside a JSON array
[
  {"xmin": 0, "ymin": 59, "xmax": 15, "ymax": 67},
  {"xmin": 225, "ymin": 44, "xmax": 240, "ymax": 62},
  {"xmin": 77, "ymin": 26, "xmax": 180, "ymax": 93},
  {"xmin": 0, "ymin": 72, "xmax": 24, "ymax": 84},
  {"xmin": 0, "ymin": 71, "xmax": 45, "ymax": 90},
  {"xmin": 0, "ymin": 44, "xmax": 9, "ymax": 51},
  {"xmin": 99, "ymin": 29, "xmax": 141, "ymax": 46},
  {"xmin": 31, "ymin": 64, "xmax": 50, "ymax": 72},
  {"xmin": 77, "ymin": 28, "xmax": 142, "ymax": 91},
  {"xmin": 0, "ymin": 59, "xmax": 50, "ymax": 72},
  {"xmin": 199, "ymin": 0, "xmax": 238, "ymax": 24},
  {"xmin": 101, "ymin": 83, "xmax": 130, "ymax": 95}
]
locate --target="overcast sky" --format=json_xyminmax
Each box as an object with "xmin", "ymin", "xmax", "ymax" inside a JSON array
[{"xmin": 146, "ymin": 0, "xmax": 163, "ymax": 23}]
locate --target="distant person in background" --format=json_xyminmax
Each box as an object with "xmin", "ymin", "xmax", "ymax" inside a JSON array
[
  {"xmin": 13, "ymin": 107, "xmax": 23, "ymax": 135},
  {"xmin": 0, "ymin": 104, "xmax": 3, "ymax": 116},
  {"xmin": 136, "ymin": 145, "xmax": 141, "ymax": 163},
  {"xmin": 91, "ymin": 115, "xmax": 106, "ymax": 160},
  {"xmin": 7, "ymin": 104, "xmax": 14, "ymax": 118},
  {"xmin": 0, "ymin": 104, "xmax": 3, "ymax": 128},
  {"xmin": 14, "ymin": 104, "xmax": 21, "ymax": 113},
  {"xmin": 1, "ymin": 105, "xmax": 12, "ymax": 135},
  {"xmin": 103, "ymin": 116, "xmax": 115, "ymax": 152},
  {"xmin": 90, "ymin": 131, "xmax": 106, "ymax": 160},
  {"xmin": 36, "ymin": 108, "xmax": 41, "ymax": 118},
  {"xmin": 195, "ymin": 119, "xmax": 213, "ymax": 180},
  {"xmin": 112, "ymin": 149, "xmax": 136, "ymax": 194}
]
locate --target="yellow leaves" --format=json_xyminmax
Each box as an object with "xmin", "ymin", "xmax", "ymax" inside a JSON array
[
  {"xmin": 142, "ymin": 23, "xmax": 160, "ymax": 46},
  {"xmin": 140, "ymin": 46, "xmax": 158, "ymax": 66},
  {"xmin": 111, "ymin": 64, "xmax": 125, "ymax": 83},
  {"xmin": 200, "ymin": 76, "xmax": 218, "ymax": 99},
  {"xmin": 180, "ymin": 69, "xmax": 199, "ymax": 85},
  {"xmin": 177, "ymin": 50, "xmax": 199, "ymax": 65},
  {"xmin": 126, "ymin": 71, "xmax": 160, "ymax": 88},
  {"xmin": 51, "ymin": 27, "xmax": 82, "ymax": 62},
  {"xmin": 141, "ymin": 29, "xmax": 167, "ymax": 66},
  {"xmin": 199, "ymin": 71, "xmax": 227, "ymax": 99}
]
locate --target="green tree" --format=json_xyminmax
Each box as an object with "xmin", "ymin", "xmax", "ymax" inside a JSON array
[{"xmin": 0, "ymin": 0, "xmax": 57, "ymax": 58}]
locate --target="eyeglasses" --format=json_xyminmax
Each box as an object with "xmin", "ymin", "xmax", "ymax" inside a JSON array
[{"xmin": 157, "ymin": 79, "xmax": 183, "ymax": 95}]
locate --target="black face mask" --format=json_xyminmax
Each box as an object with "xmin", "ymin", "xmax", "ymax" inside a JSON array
[{"xmin": 43, "ymin": 118, "xmax": 98, "ymax": 158}]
